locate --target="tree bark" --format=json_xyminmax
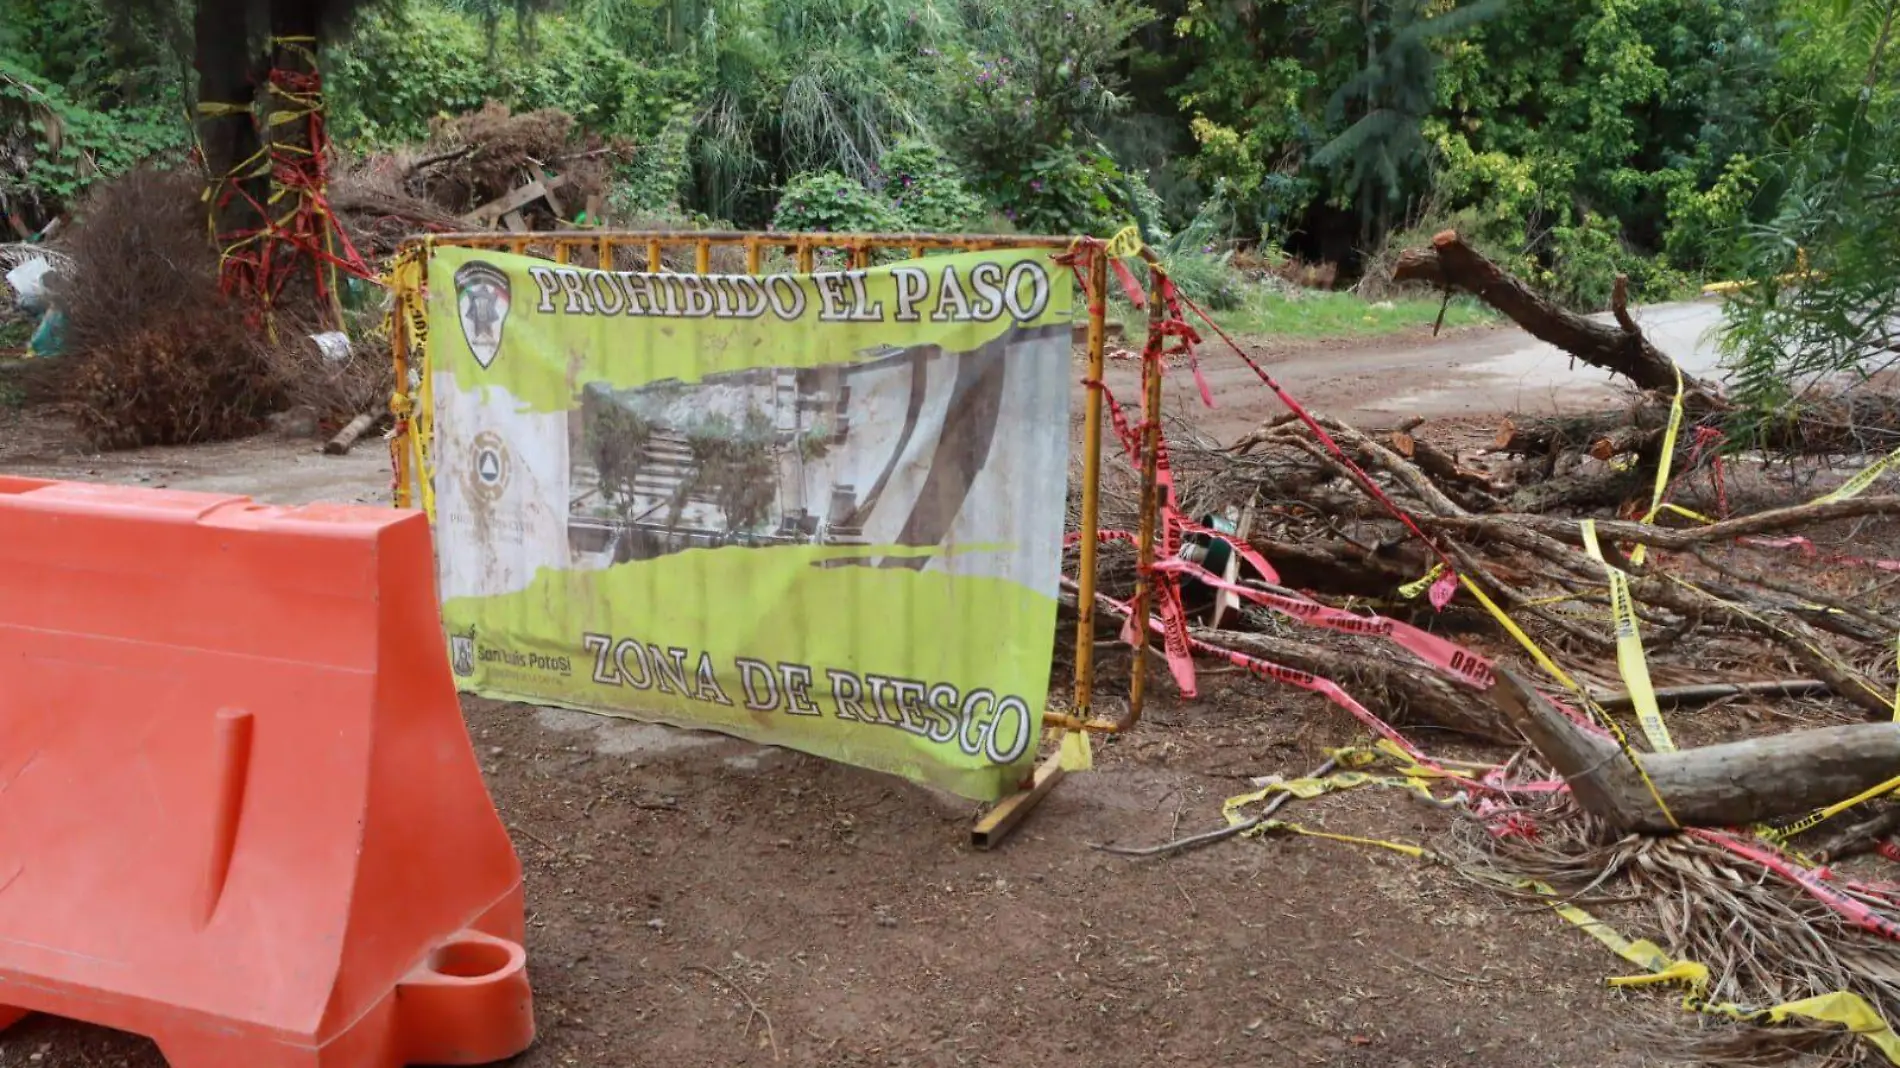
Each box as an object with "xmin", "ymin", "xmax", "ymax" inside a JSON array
[
  {"xmin": 1492, "ymin": 667, "xmax": 1900, "ymax": 833},
  {"xmin": 1393, "ymin": 231, "xmax": 1720, "ymax": 402},
  {"xmin": 194, "ymin": 0, "xmax": 263, "ymax": 245}
]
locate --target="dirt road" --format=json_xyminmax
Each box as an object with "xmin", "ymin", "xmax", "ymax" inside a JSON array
[
  {"xmin": 0, "ymin": 320, "xmax": 1682, "ymax": 1067},
  {"xmin": 1102, "ymin": 300, "xmax": 1727, "ymax": 443}
]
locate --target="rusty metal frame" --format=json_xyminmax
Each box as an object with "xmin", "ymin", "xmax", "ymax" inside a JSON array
[{"xmin": 388, "ymin": 229, "xmax": 1166, "ymax": 848}]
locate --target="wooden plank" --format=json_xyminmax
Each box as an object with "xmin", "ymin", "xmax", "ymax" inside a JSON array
[
  {"xmin": 971, "ymin": 751, "xmax": 1065, "ymax": 849},
  {"xmin": 530, "ymin": 163, "xmax": 568, "ymax": 218},
  {"xmin": 461, "ymin": 173, "xmax": 571, "ymax": 226}
]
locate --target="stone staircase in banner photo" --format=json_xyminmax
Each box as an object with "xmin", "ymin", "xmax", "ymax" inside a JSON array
[{"xmin": 631, "ymin": 431, "xmax": 716, "ymax": 510}]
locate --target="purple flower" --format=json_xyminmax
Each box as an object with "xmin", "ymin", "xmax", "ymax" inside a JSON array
[
  {"xmin": 1004, "ymin": 209, "xmax": 1016, "ymax": 220},
  {"xmin": 1030, "ymin": 179, "xmax": 1043, "ymax": 191}
]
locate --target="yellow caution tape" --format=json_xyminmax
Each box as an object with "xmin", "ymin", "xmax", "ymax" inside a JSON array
[
  {"xmin": 1720, "ymin": 992, "xmax": 1900, "ymax": 1062},
  {"xmin": 1580, "ymin": 520, "xmax": 1674, "ymax": 753},
  {"xmin": 1813, "ymin": 442, "xmax": 1900, "ymax": 505},
  {"xmin": 1762, "ymin": 770, "xmax": 1900, "ymax": 844},
  {"xmin": 1629, "ymin": 357, "xmax": 1686, "ymax": 567},
  {"xmin": 1399, "ymin": 562, "xmax": 1446, "ymax": 600},
  {"xmin": 1221, "ymin": 772, "xmax": 1434, "ymax": 824},
  {"xmin": 1537, "ymin": 878, "xmax": 1900, "ymax": 1064},
  {"xmin": 1655, "ymin": 501, "xmax": 1719, "ymax": 525},
  {"xmin": 1519, "ymin": 589, "xmax": 1601, "ymax": 608},
  {"xmin": 387, "ymin": 243, "xmax": 437, "ymax": 517},
  {"xmin": 1664, "ymin": 573, "xmax": 1890, "ymax": 713},
  {"xmin": 1058, "ymin": 729, "xmax": 1093, "ymax": 771},
  {"xmin": 1102, "ymin": 225, "xmax": 1145, "ymax": 259},
  {"xmin": 1457, "ymin": 574, "xmax": 1680, "ymax": 827},
  {"xmin": 1248, "ymin": 820, "xmax": 1432, "ymax": 858}
]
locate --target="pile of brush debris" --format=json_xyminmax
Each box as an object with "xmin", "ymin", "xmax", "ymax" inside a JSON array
[{"xmin": 1079, "ymin": 233, "xmax": 1900, "ymax": 1066}]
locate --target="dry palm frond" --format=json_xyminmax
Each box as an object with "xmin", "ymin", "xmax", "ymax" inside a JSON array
[
  {"xmin": 1448, "ymin": 784, "xmax": 1900, "ymax": 1067},
  {"xmin": 0, "ymin": 243, "xmax": 72, "ymax": 274}
]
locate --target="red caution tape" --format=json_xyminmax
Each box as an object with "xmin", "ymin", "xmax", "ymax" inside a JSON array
[{"xmin": 1153, "ymin": 555, "xmax": 1495, "ymax": 690}]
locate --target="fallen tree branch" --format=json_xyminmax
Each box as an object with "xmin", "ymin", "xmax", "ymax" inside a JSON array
[
  {"xmin": 1393, "ymin": 232, "xmax": 1722, "ymax": 401},
  {"xmin": 1426, "ymin": 496, "xmax": 1900, "ymax": 551},
  {"xmin": 1492, "ymin": 666, "xmax": 1900, "ymax": 832},
  {"xmin": 1592, "ymin": 679, "xmax": 1830, "ymax": 711}
]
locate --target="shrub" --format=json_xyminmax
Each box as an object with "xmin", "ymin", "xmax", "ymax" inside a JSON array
[
  {"xmin": 1662, "ymin": 155, "xmax": 1759, "ymax": 276},
  {"xmin": 770, "ymin": 171, "xmax": 903, "ymax": 233},
  {"xmin": 1152, "ymin": 190, "xmax": 1247, "ymax": 310},
  {"xmin": 0, "ymin": 59, "xmax": 185, "ymax": 220},
  {"xmin": 877, "ymin": 140, "xmax": 982, "ymax": 232},
  {"xmin": 1540, "ymin": 211, "xmax": 1690, "ymax": 312},
  {"xmin": 48, "ymin": 165, "xmax": 285, "ymax": 448},
  {"xmin": 64, "ymin": 307, "xmax": 282, "ymax": 449}
]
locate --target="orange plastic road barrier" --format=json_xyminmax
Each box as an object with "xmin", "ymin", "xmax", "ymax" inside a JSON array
[{"xmin": 0, "ymin": 478, "xmax": 533, "ymax": 1067}]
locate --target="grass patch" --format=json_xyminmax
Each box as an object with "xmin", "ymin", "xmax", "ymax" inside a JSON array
[
  {"xmin": 1115, "ymin": 287, "xmax": 1494, "ymax": 341},
  {"xmin": 1221, "ymin": 289, "xmax": 1495, "ymax": 339}
]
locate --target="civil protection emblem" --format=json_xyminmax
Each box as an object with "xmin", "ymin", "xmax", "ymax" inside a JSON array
[
  {"xmin": 470, "ymin": 430, "xmax": 510, "ymax": 505},
  {"xmin": 454, "ymin": 261, "xmax": 511, "ymax": 368}
]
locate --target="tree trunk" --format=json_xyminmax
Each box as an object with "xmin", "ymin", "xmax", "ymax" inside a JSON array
[
  {"xmin": 194, "ymin": 0, "xmax": 263, "ymax": 247},
  {"xmin": 266, "ymin": 0, "xmax": 345, "ymax": 324},
  {"xmin": 1491, "ymin": 666, "xmax": 1900, "ymax": 833}
]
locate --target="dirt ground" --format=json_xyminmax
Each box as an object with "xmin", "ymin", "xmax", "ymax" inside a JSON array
[{"xmin": 0, "ymin": 334, "xmax": 1686, "ymax": 1067}]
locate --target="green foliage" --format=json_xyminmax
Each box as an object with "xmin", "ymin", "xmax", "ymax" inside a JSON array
[
  {"xmin": 1311, "ymin": 0, "xmax": 1504, "ymax": 228},
  {"xmin": 1151, "ymin": 186, "xmax": 1244, "ymax": 309},
  {"xmin": 1720, "ymin": 0, "xmax": 1900, "ymax": 430},
  {"xmin": 326, "ymin": 6, "xmax": 676, "ymax": 146},
  {"xmin": 609, "ymin": 107, "xmax": 696, "ymax": 215},
  {"xmin": 680, "ymin": 407, "xmax": 777, "ymax": 533},
  {"xmin": 877, "ymin": 139, "xmax": 982, "ymax": 232},
  {"xmin": 931, "ymin": 0, "xmax": 1153, "ymax": 234},
  {"xmin": 1662, "ymin": 155, "xmax": 1759, "ymax": 275},
  {"xmin": 1538, "ymin": 211, "xmax": 1691, "ymax": 312},
  {"xmin": 585, "ymin": 388, "xmax": 656, "ymax": 511},
  {"xmin": 770, "ymin": 170, "xmax": 903, "ymax": 233},
  {"xmin": 0, "ymin": 58, "xmax": 184, "ymax": 215},
  {"xmin": 11, "ymin": 0, "xmax": 1892, "ymax": 342},
  {"xmin": 1190, "ymin": 288, "xmax": 1494, "ymax": 340}
]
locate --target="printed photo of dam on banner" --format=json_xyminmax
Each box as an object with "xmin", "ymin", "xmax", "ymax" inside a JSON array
[{"xmin": 565, "ymin": 321, "xmax": 1071, "ymax": 571}]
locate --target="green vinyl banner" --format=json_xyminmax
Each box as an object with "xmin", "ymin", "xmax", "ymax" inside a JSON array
[{"xmin": 423, "ymin": 245, "xmax": 1074, "ymax": 800}]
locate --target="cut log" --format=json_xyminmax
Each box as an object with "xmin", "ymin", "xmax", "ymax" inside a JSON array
[
  {"xmin": 1396, "ymin": 232, "xmax": 1900, "ymax": 454},
  {"xmin": 323, "ymin": 413, "xmax": 376, "ymax": 456},
  {"xmin": 1389, "ymin": 429, "xmax": 1496, "ymax": 504},
  {"xmin": 1491, "ymin": 666, "xmax": 1900, "ymax": 832}
]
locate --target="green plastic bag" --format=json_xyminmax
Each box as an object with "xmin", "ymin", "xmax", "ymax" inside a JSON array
[{"xmin": 27, "ymin": 309, "xmax": 64, "ymax": 358}]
